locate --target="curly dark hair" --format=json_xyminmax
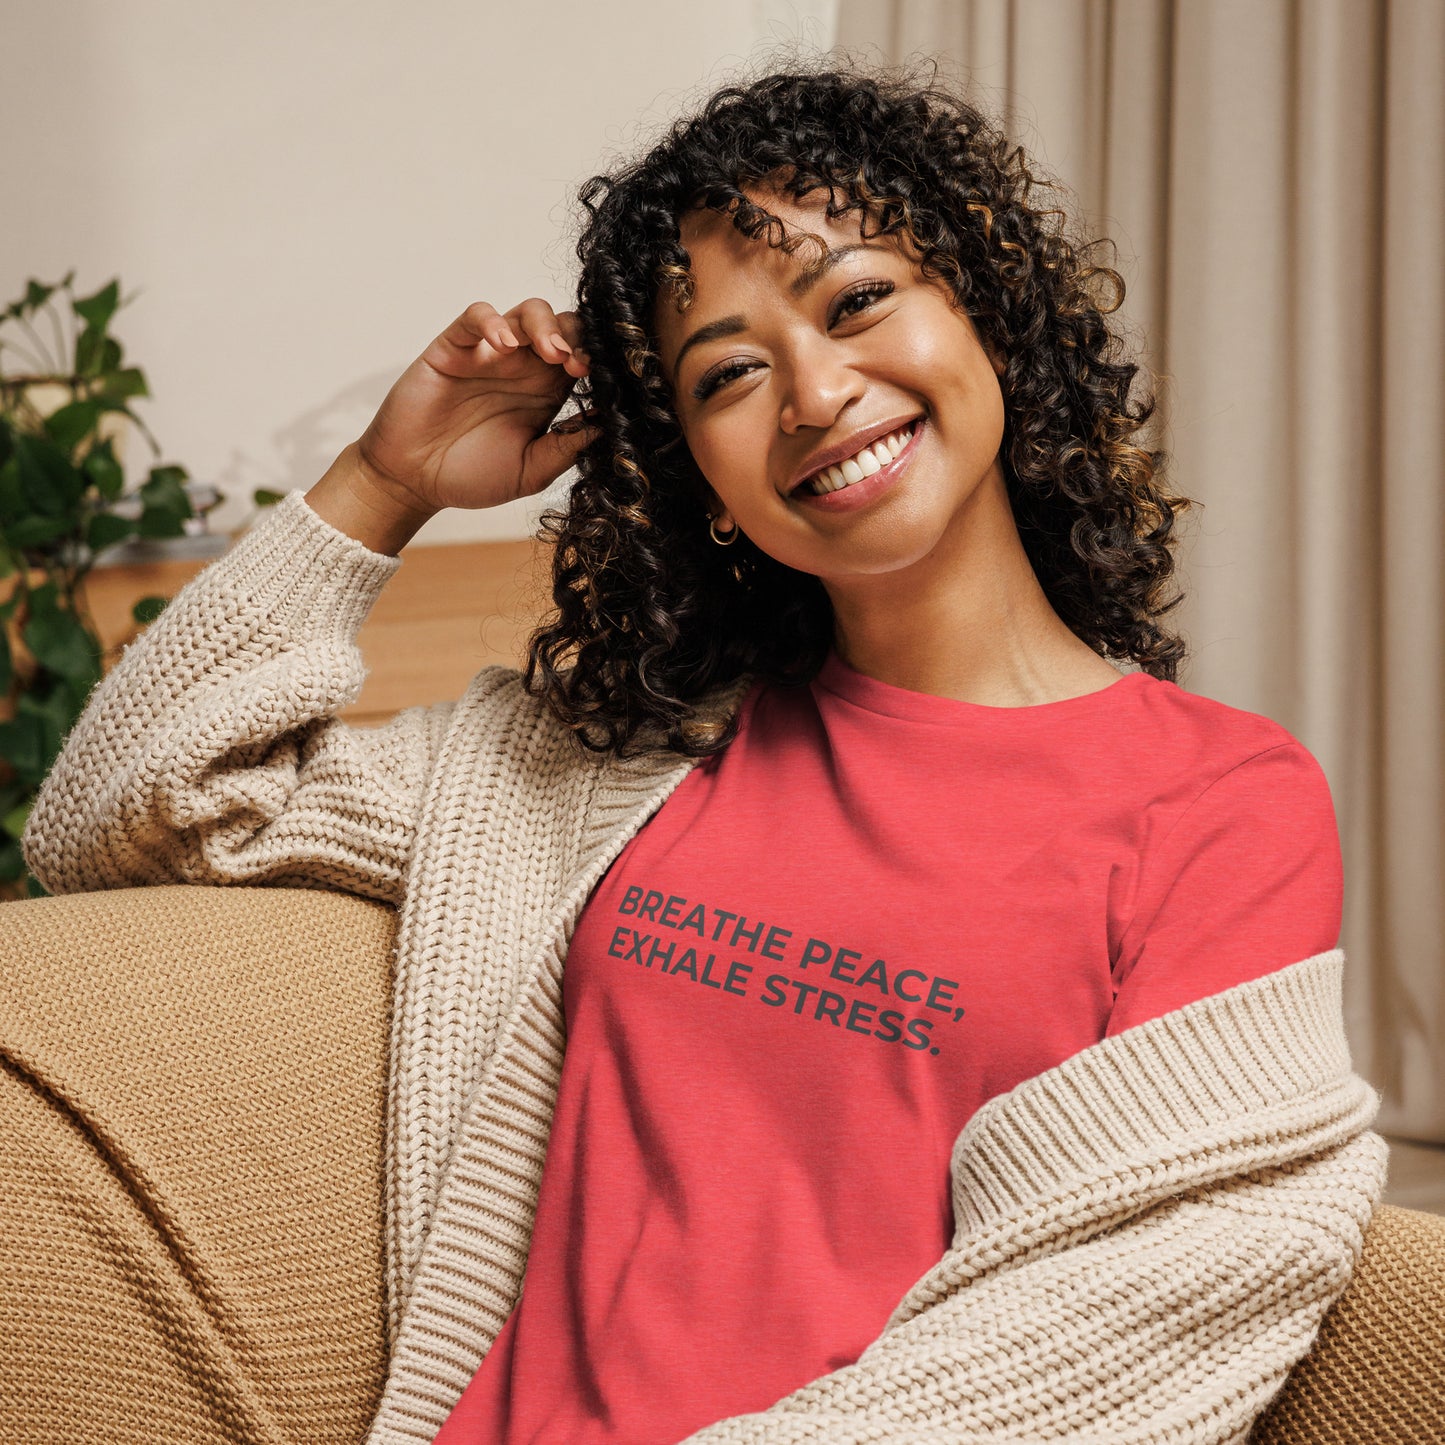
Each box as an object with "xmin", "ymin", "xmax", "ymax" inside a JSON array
[{"xmin": 523, "ymin": 53, "xmax": 1196, "ymax": 759}]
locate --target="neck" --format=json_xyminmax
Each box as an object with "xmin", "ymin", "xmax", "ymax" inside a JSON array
[{"xmin": 822, "ymin": 467, "xmax": 1118, "ymax": 707}]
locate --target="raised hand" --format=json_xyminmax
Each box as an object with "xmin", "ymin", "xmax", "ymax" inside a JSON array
[{"xmin": 353, "ymin": 298, "xmax": 599, "ymax": 515}]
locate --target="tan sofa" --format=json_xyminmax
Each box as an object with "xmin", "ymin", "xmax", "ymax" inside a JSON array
[{"xmin": 1, "ymin": 883, "xmax": 1442, "ymax": 1444}]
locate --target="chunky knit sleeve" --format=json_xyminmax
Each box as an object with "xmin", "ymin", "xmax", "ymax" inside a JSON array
[
  {"xmin": 676, "ymin": 949, "xmax": 1388, "ymax": 1445},
  {"xmin": 20, "ymin": 488, "xmax": 453, "ymax": 907}
]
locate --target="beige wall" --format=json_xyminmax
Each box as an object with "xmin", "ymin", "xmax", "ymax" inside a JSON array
[{"xmin": 0, "ymin": 0, "xmax": 838, "ymax": 543}]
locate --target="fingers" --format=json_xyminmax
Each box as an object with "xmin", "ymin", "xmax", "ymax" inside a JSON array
[
  {"xmin": 551, "ymin": 309, "xmax": 592, "ymax": 366},
  {"xmin": 439, "ymin": 301, "xmax": 516, "ymax": 356},
  {"xmin": 528, "ymin": 415, "xmax": 601, "ymax": 493},
  {"xmin": 424, "ymin": 299, "xmax": 595, "ymax": 390},
  {"xmin": 500, "ymin": 299, "xmax": 591, "ymax": 377},
  {"xmin": 434, "ymin": 300, "xmax": 591, "ymax": 381}
]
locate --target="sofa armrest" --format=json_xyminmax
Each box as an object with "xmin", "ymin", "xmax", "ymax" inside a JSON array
[
  {"xmin": 0, "ymin": 884, "xmax": 395, "ymax": 1444},
  {"xmin": 1250, "ymin": 1201, "xmax": 1445, "ymax": 1442}
]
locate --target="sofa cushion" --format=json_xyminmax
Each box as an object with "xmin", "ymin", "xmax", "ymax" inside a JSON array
[{"xmin": 0, "ymin": 884, "xmax": 395, "ymax": 1445}]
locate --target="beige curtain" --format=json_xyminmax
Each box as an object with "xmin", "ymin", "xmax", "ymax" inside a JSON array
[{"xmin": 834, "ymin": 0, "xmax": 1444, "ymax": 1142}]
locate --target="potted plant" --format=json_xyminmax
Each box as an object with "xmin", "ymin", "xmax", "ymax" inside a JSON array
[{"xmin": 0, "ymin": 272, "xmax": 224, "ymax": 899}]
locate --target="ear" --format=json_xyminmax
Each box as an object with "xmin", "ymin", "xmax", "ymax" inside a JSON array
[{"xmin": 703, "ymin": 484, "xmax": 732, "ymax": 529}]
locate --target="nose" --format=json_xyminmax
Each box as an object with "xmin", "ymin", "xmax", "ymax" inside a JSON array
[{"xmin": 777, "ymin": 335, "xmax": 866, "ymax": 435}]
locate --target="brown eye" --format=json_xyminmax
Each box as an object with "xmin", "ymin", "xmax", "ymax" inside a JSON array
[
  {"xmin": 694, "ymin": 359, "xmax": 755, "ymax": 401},
  {"xmin": 830, "ymin": 279, "xmax": 894, "ymax": 324},
  {"xmin": 693, "ymin": 280, "xmax": 896, "ymax": 402}
]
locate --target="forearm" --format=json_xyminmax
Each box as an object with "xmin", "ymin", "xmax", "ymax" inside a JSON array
[
  {"xmin": 20, "ymin": 486, "xmax": 436, "ymax": 898},
  {"xmin": 305, "ymin": 442, "xmax": 438, "ymax": 557}
]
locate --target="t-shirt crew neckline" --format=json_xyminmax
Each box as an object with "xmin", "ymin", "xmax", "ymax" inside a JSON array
[{"xmin": 813, "ymin": 648, "xmax": 1145, "ymax": 723}]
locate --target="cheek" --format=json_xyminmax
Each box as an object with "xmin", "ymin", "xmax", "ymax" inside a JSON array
[
  {"xmin": 909, "ymin": 319, "xmax": 989, "ymax": 385},
  {"xmin": 687, "ymin": 418, "xmax": 762, "ymax": 497},
  {"xmin": 916, "ymin": 331, "xmax": 1006, "ymax": 438}
]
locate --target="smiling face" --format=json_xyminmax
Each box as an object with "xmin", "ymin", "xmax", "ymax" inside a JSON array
[{"xmin": 651, "ymin": 182, "xmax": 1011, "ymax": 584}]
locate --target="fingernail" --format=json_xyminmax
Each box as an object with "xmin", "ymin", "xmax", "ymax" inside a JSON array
[
  {"xmin": 551, "ymin": 333, "xmax": 572, "ymax": 354},
  {"xmin": 499, "ymin": 327, "xmax": 519, "ymax": 347}
]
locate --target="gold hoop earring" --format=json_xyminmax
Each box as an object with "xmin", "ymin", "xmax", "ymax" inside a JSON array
[{"xmin": 709, "ymin": 515, "xmax": 739, "ymax": 546}]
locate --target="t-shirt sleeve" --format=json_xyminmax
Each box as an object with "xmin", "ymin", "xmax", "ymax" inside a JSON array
[{"xmin": 1106, "ymin": 739, "xmax": 1344, "ymax": 1037}]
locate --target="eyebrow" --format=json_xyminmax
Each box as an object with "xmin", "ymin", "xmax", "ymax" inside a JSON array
[{"xmin": 668, "ymin": 241, "xmax": 893, "ymax": 385}]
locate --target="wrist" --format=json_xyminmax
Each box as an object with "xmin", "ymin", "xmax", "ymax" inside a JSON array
[{"xmin": 305, "ymin": 443, "xmax": 437, "ymax": 557}]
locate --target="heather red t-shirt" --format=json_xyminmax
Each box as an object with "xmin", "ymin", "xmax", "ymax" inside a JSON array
[{"xmin": 432, "ymin": 653, "xmax": 1343, "ymax": 1445}]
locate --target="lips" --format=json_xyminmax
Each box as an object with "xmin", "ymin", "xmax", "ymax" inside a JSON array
[
  {"xmin": 789, "ymin": 414, "xmax": 925, "ymax": 513},
  {"xmin": 797, "ymin": 420, "xmax": 921, "ymax": 497},
  {"xmin": 785, "ymin": 414, "xmax": 925, "ymax": 496}
]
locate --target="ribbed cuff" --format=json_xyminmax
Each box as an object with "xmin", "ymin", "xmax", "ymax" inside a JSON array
[
  {"xmin": 949, "ymin": 947, "xmax": 1372, "ymax": 1232},
  {"xmin": 214, "ymin": 487, "xmax": 404, "ymax": 640}
]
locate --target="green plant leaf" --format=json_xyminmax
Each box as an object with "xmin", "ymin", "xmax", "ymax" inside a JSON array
[
  {"xmin": 44, "ymin": 399, "xmax": 101, "ymax": 452},
  {"xmin": 82, "ymin": 437, "xmax": 125, "ymax": 499},
  {"xmin": 2, "ymin": 794, "xmax": 31, "ymax": 842},
  {"xmin": 132, "ymin": 594, "xmax": 169, "ymax": 624},
  {"xmin": 13, "ymin": 433, "xmax": 84, "ymax": 514},
  {"xmin": 0, "ymin": 711, "xmax": 49, "ymax": 784},
  {"xmin": 76, "ymin": 324, "xmax": 105, "ymax": 377},
  {"xmin": 137, "ymin": 507, "xmax": 190, "ymax": 538},
  {"xmin": 23, "ymin": 279, "xmax": 56, "ymax": 314},
  {"xmin": 0, "ymin": 624, "xmax": 10, "ymax": 693},
  {"xmin": 253, "ymin": 488, "xmax": 286, "ymax": 506},
  {"xmin": 22, "ymin": 578, "xmax": 56, "ymax": 611},
  {"xmin": 25, "ymin": 684, "xmax": 79, "ymax": 734},
  {"xmin": 5, "ymin": 513, "xmax": 73, "ymax": 547},
  {"xmin": 73, "ymin": 279, "xmax": 120, "ymax": 332},
  {"xmin": 98, "ymin": 366, "xmax": 148, "ymax": 401},
  {"xmin": 22, "ymin": 598, "xmax": 101, "ymax": 683},
  {"xmin": 0, "ymin": 455, "xmax": 27, "ymax": 522},
  {"xmin": 144, "ymin": 463, "xmax": 190, "ymax": 494},
  {"xmin": 0, "ymin": 775, "xmax": 29, "ymax": 813},
  {"xmin": 0, "ymin": 836, "xmax": 24, "ymax": 884},
  {"xmin": 5, "ymin": 688, "xmax": 76, "ymax": 785},
  {"xmin": 86, "ymin": 510, "xmax": 135, "ymax": 552},
  {"xmin": 71, "ymin": 327, "xmax": 123, "ymax": 380},
  {"xmin": 138, "ymin": 463, "xmax": 193, "ymax": 536},
  {"xmin": 58, "ymin": 669, "xmax": 97, "ymax": 721}
]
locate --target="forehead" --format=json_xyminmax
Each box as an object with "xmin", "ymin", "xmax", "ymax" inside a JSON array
[
  {"xmin": 670, "ymin": 190, "xmax": 872, "ymax": 297},
  {"xmin": 653, "ymin": 185, "xmax": 906, "ymax": 356},
  {"xmin": 677, "ymin": 185, "xmax": 870, "ymax": 264}
]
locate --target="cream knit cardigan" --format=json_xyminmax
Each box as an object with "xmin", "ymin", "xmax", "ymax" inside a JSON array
[{"xmin": 23, "ymin": 489, "xmax": 1389, "ymax": 1445}]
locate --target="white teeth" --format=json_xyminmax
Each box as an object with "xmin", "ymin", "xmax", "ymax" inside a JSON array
[{"xmin": 803, "ymin": 422, "xmax": 915, "ymax": 495}]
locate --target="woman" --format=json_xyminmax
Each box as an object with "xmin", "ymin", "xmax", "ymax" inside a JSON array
[{"xmin": 20, "ymin": 60, "xmax": 1386, "ymax": 1445}]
